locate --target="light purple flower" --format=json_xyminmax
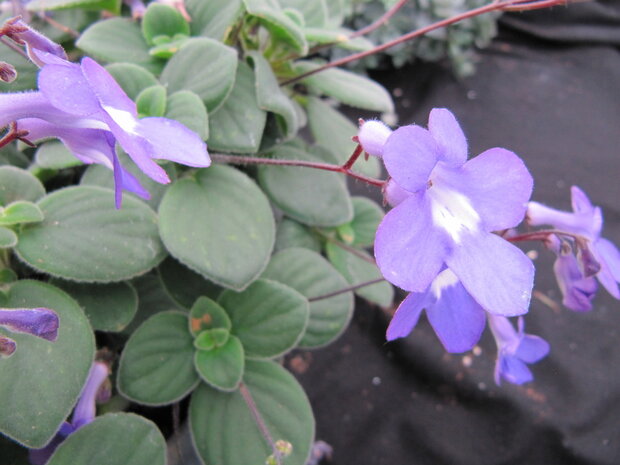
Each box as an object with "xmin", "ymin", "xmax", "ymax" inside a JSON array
[
  {"xmin": 528, "ymin": 186, "xmax": 620, "ymax": 299},
  {"xmin": 0, "ymin": 307, "xmax": 59, "ymax": 357},
  {"xmin": 545, "ymin": 235, "xmax": 597, "ymax": 312},
  {"xmin": 488, "ymin": 314, "xmax": 549, "ymax": 385},
  {"xmin": 29, "ymin": 361, "xmax": 109, "ymax": 465},
  {"xmin": 0, "ymin": 17, "xmax": 68, "ymax": 67},
  {"xmin": 372, "ymin": 108, "xmax": 535, "ymax": 317},
  {"xmin": 387, "ymin": 269, "xmax": 486, "ymax": 352}
]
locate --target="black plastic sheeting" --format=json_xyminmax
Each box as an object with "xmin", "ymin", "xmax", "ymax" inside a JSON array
[{"xmin": 293, "ymin": 3, "xmax": 620, "ymax": 464}]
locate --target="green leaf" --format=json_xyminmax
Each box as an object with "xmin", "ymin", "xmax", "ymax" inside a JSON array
[
  {"xmin": 188, "ymin": 296, "xmax": 231, "ymax": 336},
  {"xmin": 135, "ymin": 84, "xmax": 167, "ymax": 117},
  {"xmin": 295, "ymin": 61, "xmax": 394, "ymax": 112},
  {"xmin": 0, "ymin": 226, "xmax": 17, "ymax": 248},
  {"xmin": 247, "ymin": 51, "xmax": 298, "ymax": 141},
  {"xmin": 51, "ymin": 280, "xmax": 138, "ymax": 332},
  {"xmin": 77, "ymin": 18, "xmax": 163, "ymax": 74},
  {"xmin": 118, "ymin": 311, "xmax": 199, "ymax": 406},
  {"xmin": 34, "ymin": 141, "xmax": 81, "ymax": 169},
  {"xmin": 306, "ymin": 96, "xmax": 381, "ymax": 177},
  {"xmin": 26, "ymin": 0, "xmax": 120, "ymax": 13},
  {"xmin": 280, "ymin": 0, "xmax": 327, "ymax": 27},
  {"xmin": 194, "ymin": 327, "xmax": 230, "ymax": 350},
  {"xmin": 275, "ymin": 218, "xmax": 321, "ymax": 253},
  {"xmin": 218, "ymin": 279, "xmax": 308, "ymax": 359},
  {"xmin": 159, "ymin": 166, "xmax": 275, "ymax": 291},
  {"xmin": 0, "ymin": 280, "xmax": 95, "ymax": 447},
  {"xmin": 325, "ymin": 0, "xmax": 345, "ymax": 28},
  {"xmin": 0, "ymin": 166, "xmax": 45, "ymax": 205},
  {"xmin": 258, "ymin": 144, "xmax": 353, "ymax": 227},
  {"xmin": 186, "ymin": 0, "xmax": 244, "ymax": 40},
  {"xmin": 262, "ymin": 248, "xmax": 353, "ymax": 348},
  {"xmin": 0, "ymin": 201, "xmax": 44, "ymax": 225},
  {"xmin": 15, "ymin": 186, "xmax": 166, "ymax": 282},
  {"xmin": 165, "ymin": 90, "xmax": 209, "ymax": 140},
  {"xmin": 105, "ymin": 63, "xmax": 158, "ymax": 100},
  {"xmin": 349, "ymin": 196, "xmax": 384, "ymax": 246},
  {"xmin": 148, "ymin": 36, "xmax": 189, "ymax": 59},
  {"xmin": 243, "ymin": 0, "xmax": 308, "ymax": 55},
  {"xmin": 325, "ymin": 243, "xmax": 393, "ymax": 307},
  {"xmin": 0, "ymin": 43, "xmax": 37, "ymax": 92},
  {"xmin": 80, "ymin": 153, "xmax": 176, "ymax": 210},
  {"xmin": 207, "ymin": 61, "xmax": 267, "ymax": 153},
  {"xmin": 142, "ymin": 3, "xmax": 190, "ymax": 45},
  {"xmin": 194, "ymin": 335, "xmax": 244, "ymax": 391},
  {"xmin": 190, "ymin": 360, "xmax": 314, "ymax": 465},
  {"xmin": 160, "ymin": 38, "xmax": 238, "ymax": 112},
  {"xmin": 159, "ymin": 258, "xmax": 222, "ymax": 309},
  {"xmin": 47, "ymin": 413, "xmax": 166, "ymax": 465}
]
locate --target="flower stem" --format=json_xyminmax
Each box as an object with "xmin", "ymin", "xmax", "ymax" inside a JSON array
[
  {"xmin": 239, "ymin": 382, "xmax": 281, "ymax": 465},
  {"xmin": 282, "ymin": 0, "xmax": 570, "ymax": 86},
  {"xmin": 211, "ymin": 153, "xmax": 386, "ymax": 187},
  {"xmin": 506, "ymin": 229, "xmax": 585, "ymax": 243},
  {"xmin": 308, "ymin": 277, "xmax": 386, "ymax": 302}
]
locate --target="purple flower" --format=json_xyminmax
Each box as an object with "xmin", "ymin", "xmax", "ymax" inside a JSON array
[
  {"xmin": 0, "ymin": 17, "xmax": 68, "ymax": 67},
  {"xmin": 1, "ymin": 21, "xmax": 210, "ymax": 207},
  {"xmin": 545, "ymin": 235, "xmax": 597, "ymax": 311},
  {"xmin": 0, "ymin": 307, "xmax": 59, "ymax": 357},
  {"xmin": 369, "ymin": 108, "xmax": 535, "ymax": 317},
  {"xmin": 387, "ymin": 269, "xmax": 486, "ymax": 352},
  {"xmin": 29, "ymin": 361, "xmax": 109, "ymax": 465},
  {"xmin": 527, "ymin": 186, "xmax": 620, "ymax": 299},
  {"xmin": 488, "ymin": 314, "xmax": 549, "ymax": 385}
]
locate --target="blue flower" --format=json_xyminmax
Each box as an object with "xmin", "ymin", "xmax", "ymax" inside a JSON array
[{"xmin": 0, "ymin": 307, "xmax": 59, "ymax": 357}]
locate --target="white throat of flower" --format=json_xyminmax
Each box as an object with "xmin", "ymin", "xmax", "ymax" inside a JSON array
[
  {"xmin": 430, "ymin": 269, "xmax": 460, "ymax": 299},
  {"xmin": 102, "ymin": 105, "xmax": 139, "ymax": 135},
  {"xmin": 428, "ymin": 182, "xmax": 481, "ymax": 243}
]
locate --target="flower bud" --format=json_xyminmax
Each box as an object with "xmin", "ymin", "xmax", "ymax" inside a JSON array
[{"xmin": 357, "ymin": 120, "xmax": 392, "ymax": 157}]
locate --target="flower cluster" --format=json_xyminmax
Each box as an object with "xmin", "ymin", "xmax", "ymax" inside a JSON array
[{"xmin": 0, "ymin": 18, "xmax": 210, "ymax": 207}]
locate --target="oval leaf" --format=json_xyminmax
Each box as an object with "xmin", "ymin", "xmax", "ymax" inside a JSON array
[
  {"xmin": 194, "ymin": 335, "xmax": 244, "ymax": 391},
  {"xmin": 160, "ymin": 38, "xmax": 237, "ymax": 112},
  {"xmin": 262, "ymin": 248, "xmax": 353, "ymax": 348},
  {"xmin": 0, "ymin": 280, "xmax": 95, "ymax": 447},
  {"xmin": 348, "ymin": 196, "xmax": 384, "ymax": 246},
  {"xmin": 159, "ymin": 257, "xmax": 222, "ymax": 309},
  {"xmin": 190, "ymin": 360, "xmax": 314, "ymax": 465},
  {"xmin": 142, "ymin": 3, "xmax": 190, "ymax": 45},
  {"xmin": 105, "ymin": 63, "xmax": 158, "ymax": 100},
  {"xmin": 0, "ymin": 201, "xmax": 44, "ymax": 225},
  {"xmin": 275, "ymin": 218, "xmax": 321, "ymax": 253},
  {"xmin": 218, "ymin": 279, "xmax": 309, "ymax": 359},
  {"xmin": 35, "ymin": 141, "xmax": 82, "ymax": 169},
  {"xmin": 16, "ymin": 186, "xmax": 166, "ymax": 282},
  {"xmin": 0, "ymin": 166, "xmax": 45, "ymax": 205},
  {"xmin": 159, "ymin": 166, "xmax": 275, "ymax": 291},
  {"xmin": 186, "ymin": 0, "xmax": 244, "ymax": 40},
  {"xmin": 118, "ymin": 311, "xmax": 199, "ymax": 406},
  {"xmin": 189, "ymin": 296, "xmax": 231, "ymax": 336},
  {"xmin": 0, "ymin": 226, "xmax": 17, "ymax": 248},
  {"xmin": 47, "ymin": 413, "xmax": 166, "ymax": 465},
  {"xmin": 258, "ymin": 145, "xmax": 353, "ymax": 227}
]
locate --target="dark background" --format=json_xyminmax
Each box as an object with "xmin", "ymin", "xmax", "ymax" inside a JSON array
[{"xmin": 292, "ymin": 2, "xmax": 620, "ymax": 464}]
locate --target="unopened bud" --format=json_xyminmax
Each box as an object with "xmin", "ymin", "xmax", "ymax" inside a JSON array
[
  {"xmin": 357, "ymin": 120, "xmax": 392, "ymax": 157},
  {"xmin": 0, "ymin": 61, "xmax": 17, "ymax": 83}
]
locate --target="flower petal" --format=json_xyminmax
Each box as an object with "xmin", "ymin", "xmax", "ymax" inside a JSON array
[
  {"xmin": 80, "ymin": 57, "xmax": 137, "ymax": 116},
  {"xmin": 553, "ymin": 252, "xmax": 597, "ymax": 312},
  {"xmin": 383, "ymin": 178, "xmax": 410, "ymax": 207},
  {"xmin": 439, "ymin": 148, "xmax": 533, "ymax": 231},
  {"xmin": 38, "ymin": 63, "xmax": 101, "ymax": 116},
  {"xmin": 595, "ymin": 238, "xmax": 620, "ymax": 282},
  {"xmin": 375, "ymin": 193, "xmax": 449, "ymax": 292},
  {"xmin": 515, "ymin": 335, "xmax": 549, "ymax": 363},
  {"xmin": 570, "ymin": 185, "xmax": 594, "ymax": 213},
  {"xmin": 446, "ymin": 232, "xmax": 534, "ymax": 316},
  {"xmin": 596, "ymin": 263, "xmax": 620, "ymax": 299},
  {"xmin": 428, "ymin": 108, "xmax": 467, "ymax": 165},
  {"xmin": 382, "ymin": 125, "xmax": 439, "ymax": 193},
  {"xmin": 426, "ymin": 278, "xmax": 486, "ymax": 353},
  {"xmin": 136, "ymin": 117, "xmax": 210, "ymax": 167},
  {"xmin": 497, "ymin": 355, "xmax": 533, "ymax": 385},
  {"xmin": 386, "ymin": 291, "xmax": 430, "ymax": 341},
  {"xmin": 0, "ymin": 308, "xmax": 59, "ymax": 341}
]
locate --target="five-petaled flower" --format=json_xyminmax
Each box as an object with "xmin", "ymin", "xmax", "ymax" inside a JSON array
[
  {"xmin": 488, "ymin": 314, "xmax": 549, "ymax": 385},
  {"xmin": 0, "ymin": 19, "xmax": 210, "ymax": 208},
  {"xmin": 528, "ymin": 186, "xmax": 620, "ymax": 300},
  {"xmin": 0, "ymin": 307, "xmax": 59, "ymax": 357},
  {"xmin": 361, "ymin": 109, "xmax": 535, "ymax": 324}
]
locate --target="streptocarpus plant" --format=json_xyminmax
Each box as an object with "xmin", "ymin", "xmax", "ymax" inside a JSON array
[{"xmin": 0, "ymin": 1, "xmax": 615, "ymax": 465}]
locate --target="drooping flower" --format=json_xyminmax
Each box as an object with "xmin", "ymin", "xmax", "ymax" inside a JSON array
[
  {"xmin": 29, "ymin": 361, "xmax": 110, "ymax": 464},
  {"xmin": 363, "ymin": 108, "xmax": 535, "ymax": 317},
  {"xmin": 488, "ymin": 314, "xmax": 549, "ymax": 385},
  {"xmin": 545, "ymin": 234, "xmax": 597, "ymax": 311},
  {"xmin": 0, "ymin": 307, "xmax": 59, "ymax": 357},
  {"xmin": 0, "ymin": 19, "xmax": 210, "ymax": 207},
  {"xmin": 387, "ymin": 269, "xmax": 486, "ymax": 352},
  {"xmin": 527, "ymin": 186, "xmax": 620, "ymax": 299}
]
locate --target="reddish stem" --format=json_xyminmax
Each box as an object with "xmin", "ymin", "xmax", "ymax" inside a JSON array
[
  {"xmin": 282, "ymin": 0, "xmax": 569, "ymax": 86},
  {"xmin": 349, "ymin": 0, "xmax": 410, "ymax": 39},
  {"xmin": 0, "ymin": 122, "xmax": 34, "ymax": 149},
  {"xmin": 506, "ymin": 229, "xmax": 584, "ymax": 243}
]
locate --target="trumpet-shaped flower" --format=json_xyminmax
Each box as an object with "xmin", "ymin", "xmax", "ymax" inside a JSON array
[
  {"xmin": 387, "ymin": 269, "xmax": 486, "ymax": 352},
  {"xmin": 528, "ymin": 187, "xmax": 620, "ymax": 299},
  {"xmin": 0, "ymin": 307, "xmax": 59, "ymax": 357},
  {"xmin": 488, "ymin": 315, "xmax": 549, "ymax": 385},
  {"xmin": 366, "ymin": 108, "xmax": 535, "ymax": 317}
]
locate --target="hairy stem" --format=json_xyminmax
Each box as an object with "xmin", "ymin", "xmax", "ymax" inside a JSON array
[{"xmin": 239, "ymin": 382, "xmax": 281, "ymax": 465}]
